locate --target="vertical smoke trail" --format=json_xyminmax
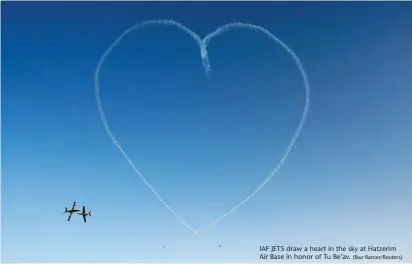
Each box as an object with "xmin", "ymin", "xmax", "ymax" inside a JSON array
[{"xmin": 94, "ymin": 19, "xmax": 310, "ymax": 234}]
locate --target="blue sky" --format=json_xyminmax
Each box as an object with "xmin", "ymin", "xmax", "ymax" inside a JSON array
[{"xmin": 2, "ymin": 1, "xmax": 412, "ymax": 263}]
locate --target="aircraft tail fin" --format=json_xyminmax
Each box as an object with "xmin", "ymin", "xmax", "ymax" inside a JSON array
[
  {"xmin": 64, "ymin": 207, "xmax": 68, "ymax": 213},
  {"xmin": 89, "ymin": 211, "xmax": 92, "ymax": 216}
]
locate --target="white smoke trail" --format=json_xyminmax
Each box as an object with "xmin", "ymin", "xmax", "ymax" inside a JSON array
[
  {"xmin": 94, "ymin": 20, "xmax": 201, "ymax": 234},
  {"xmin": 197, "ymin": 22, "xmax": 310, "ymax": 233},
  {"xmin": 94, "ymin": 19, "xmax": 310, "ymax": 235}
]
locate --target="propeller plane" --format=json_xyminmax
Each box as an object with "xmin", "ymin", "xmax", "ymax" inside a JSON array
[
  {"xmin": 64, "ymin": 202, "xmax": 80, "ymax": 221},
  {"xmin": 77, "ymin": 206, "xmax": 92, "ymax": 223},
  {"xmin": 64, "ymin": 202, "xmax": 91, "ymax": 223}
]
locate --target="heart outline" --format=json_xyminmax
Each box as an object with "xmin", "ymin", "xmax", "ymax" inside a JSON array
[{"xmin": 94, "ymin": 19, "xmax": 310, "ymax": 234}]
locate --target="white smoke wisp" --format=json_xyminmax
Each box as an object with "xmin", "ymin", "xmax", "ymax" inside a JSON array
[{"xmin": 94, "ymin": 19, "xmax": 310, "ymax": 235}]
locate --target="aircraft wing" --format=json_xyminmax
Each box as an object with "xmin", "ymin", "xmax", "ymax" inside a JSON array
[
  {"xmin": 83, "ymin": 214, "xmax": 87, "ymax": 223},
  {"xmin": 82, "ymin": 206, "xmax": 85, "ymax": 214},
  {"xmin": 67, "ymin": 212, "xmax": 73, "ymax": 221},
  {"xmin": 71, "ymin": 202, "xmax": 76, "ymax": 210}
]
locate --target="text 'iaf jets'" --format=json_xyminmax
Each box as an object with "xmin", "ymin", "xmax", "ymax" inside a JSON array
[{"xmin": 64, "ymin": 202, "xmax": 91, "ymax": 223}]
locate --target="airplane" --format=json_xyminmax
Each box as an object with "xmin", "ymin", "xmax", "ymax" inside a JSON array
[
  {"xmin": 218, "ymin": 245, "xmax": 222, "ymax": 248},
  {"xmin": 77, "ymin": 206, "xmax": 92, "ymax": 223},
  {"xmin": 64, "ymin": 202, "xmax": 80, "ymax": 221}
]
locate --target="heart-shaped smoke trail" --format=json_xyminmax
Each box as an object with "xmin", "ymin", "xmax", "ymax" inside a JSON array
[{"xmin": 94, "ymin": 19, "xmax": 310, "ymax": 235}]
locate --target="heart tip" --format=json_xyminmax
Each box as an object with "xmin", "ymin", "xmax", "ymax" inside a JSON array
[{"xmin": 205, "ymin": 71, "xmax": 211, "ymax": 79}]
